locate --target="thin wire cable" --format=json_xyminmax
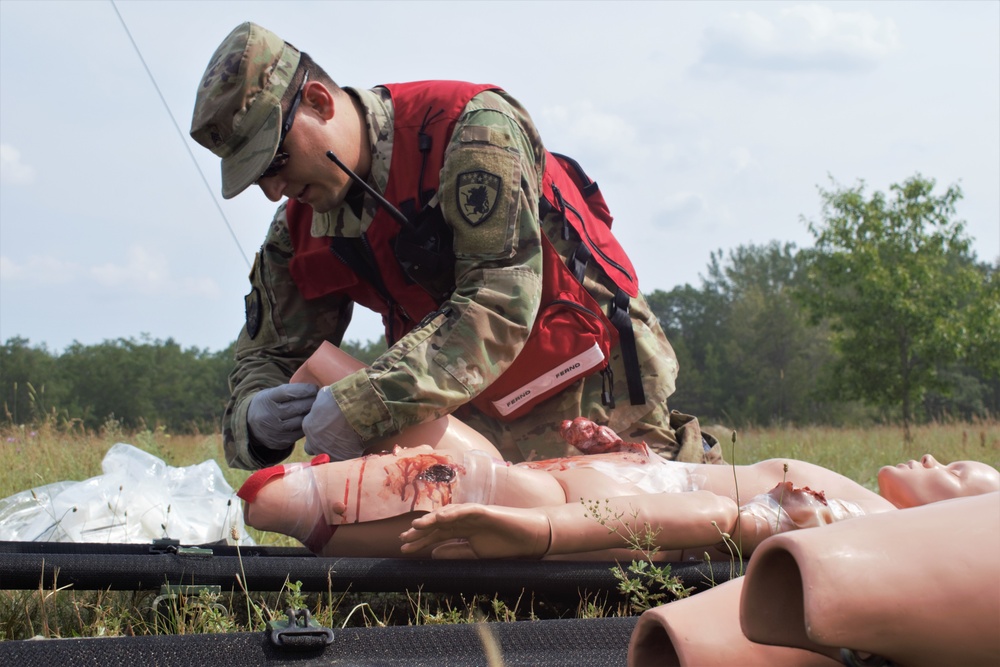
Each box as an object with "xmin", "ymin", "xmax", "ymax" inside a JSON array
[{"xmin": 109, "ymin": 0, "xmax": 251, "ymax": 269}]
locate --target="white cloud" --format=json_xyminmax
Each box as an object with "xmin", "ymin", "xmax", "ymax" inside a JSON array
[
  {"xmin": 700, "ymin": 3, "xmax": 900, "ymax": 73},
  {"xmin": 89, "ymin": 245, "xmax": 221, "ymax": 297},
  {"xmin": 540, "ymin": 102, "xmax": 643, "ymax": 156},
  {"xmin": 0, "ymin": 144, "xmax": 36, "ymax": 185},
  {"xmin": 652, "ymin": 191, "xmax": 708, "ymax": 229},
  {"xmin": 0, "ymin": 256, "xmax": 16, "ymax": 280},
  {"xmin": 0, "ymin": 254, "xmax": 80, "ymax": 284},
  {"xmin": 730, "ymin": 146, "xmax": 754, "ymax": 173},
  {"xmin": 2, "ymin": 247, "xmax": 220, "ymax": 298},
  {"xmin": 90, "ymin": 246, "xmax": 169, "ymax": 290},
  {"xmin": 537, "ymin": 101, "xmax": 695, "ymax": 182},
  {"xmin": 178, "ymin": 276, "xmax": 223, "ymax": 299}
]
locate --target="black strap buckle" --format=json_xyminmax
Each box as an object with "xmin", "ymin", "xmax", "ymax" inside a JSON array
[
  {"xmin": 569, "ymin": 243, "xmax": 592, "ymax": 284},
  {"xmin": 148, "ymin": 538, "xmax": 213, "ymax": 558},
  {"xmin": 269, "ymin": 607, "xmax": 335, "ymax": 650},
  {"xmin": 608, "ymin": 289, "xmax": 646, "ymax": 407}
]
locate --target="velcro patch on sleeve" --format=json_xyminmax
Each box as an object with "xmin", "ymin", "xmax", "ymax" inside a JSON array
[{"xmin": 440, "ymin": 139, "xmax": 522, "ymax": 259}]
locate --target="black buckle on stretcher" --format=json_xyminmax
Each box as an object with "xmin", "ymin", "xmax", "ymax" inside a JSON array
[
  {"xmin": 269, "ymin": 607, "xmax": 335, "ymax": 650},
  {"xmin": 148, "ymin": 538, "xmax": 213, "ymax": 558}
]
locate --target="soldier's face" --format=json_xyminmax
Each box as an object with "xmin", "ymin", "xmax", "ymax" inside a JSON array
[
  {"xmin": 256, "ymin": 83, "xmax": 361, "ymax": 213},
  {"xmin": 877, "ymin": 454, "xmax": 999, "ymax": 508}
]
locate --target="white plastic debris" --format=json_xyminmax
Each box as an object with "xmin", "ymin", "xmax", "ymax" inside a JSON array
[{"xmin": 0, "ymin": 443, "xmax": 255, "ymax": 545}]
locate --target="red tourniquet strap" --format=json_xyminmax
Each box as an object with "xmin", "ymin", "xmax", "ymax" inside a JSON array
[{"xmin": 236, "ymin": 454, "xmax": 331, "ymax": 502}]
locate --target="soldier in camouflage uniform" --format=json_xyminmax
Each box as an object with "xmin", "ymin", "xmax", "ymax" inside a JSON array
[{"xmin": 190, "ymin": 23, "xmax": 720, "ymax": 471}]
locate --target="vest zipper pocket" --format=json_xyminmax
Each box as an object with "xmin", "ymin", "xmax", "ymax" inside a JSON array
[{"xmin": 551, "ymin": 184, "xmax": 634, "ymax": 284}]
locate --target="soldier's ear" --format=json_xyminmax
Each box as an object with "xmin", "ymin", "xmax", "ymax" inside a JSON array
[{"xmin": 303, "ymin": 81, "xmax": 335, "ymax": 121}]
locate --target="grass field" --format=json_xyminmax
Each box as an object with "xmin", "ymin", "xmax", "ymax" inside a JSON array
[{"xmin": 1, "ymin": 418, "xmax": 997, "ymax": 640}]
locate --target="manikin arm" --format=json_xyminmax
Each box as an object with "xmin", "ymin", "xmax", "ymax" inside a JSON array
[
  {"xmin": 400, "ymin": 490, "xmax": 740, "ymax": 559},
  {"xmin": 400, "ymin": 483, "xmax": 867, "ymax": 560}
]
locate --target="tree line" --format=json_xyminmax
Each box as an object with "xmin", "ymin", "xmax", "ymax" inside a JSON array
[
  {"xmin": 0, "ymin": 336, "xmax": 385, "ymax": 434},
  {"xmin": 653, "ymin": 175, "xmax": 998, "ymax": 436},
  {"xmin": 1, "ymin": 175, "xmax": 997, "ymax": 434}
]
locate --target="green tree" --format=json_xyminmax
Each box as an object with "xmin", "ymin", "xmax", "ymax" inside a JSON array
[
  {"xmin": 339, "ymin": 337, "xmax": 388, "ymax": 365},
  {"xmin": 647, "ymin": 282, "xmax": 727, "ymax": 419},
  {"xmin": 707, "ymin": 243, "xmax": 834, "ymax": 425},
  {"xmin": 649, "ymin": 242, "xmax": 835, "ymax": 426},
  {"xmin": 964, "ymin": 261, "xmax": 1000, "ymax": 382},
  {"xmin": 0, "ymin": 337, "xmax": 65, "ymax": 424},
  {"xmin": 2, "ymin": 336, "xmax": 237, "ymax": 433},
  {"xmin": 798, "ymin": 175, "xmax": 983, "ymax": 438}
]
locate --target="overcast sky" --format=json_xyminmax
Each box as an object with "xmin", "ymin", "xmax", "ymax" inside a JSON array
[{"xmin": 2, "ymin": 1, "xmax": 997, "ymax": 354}]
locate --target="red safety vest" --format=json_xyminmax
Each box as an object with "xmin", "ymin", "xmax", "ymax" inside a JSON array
[{"xmin": 287, "ymin": 81, "xmax": 643, "ymax": 420}]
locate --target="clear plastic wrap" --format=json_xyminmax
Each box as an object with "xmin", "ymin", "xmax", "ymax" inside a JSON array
[{"xmin": 0, "ymin": 443, "xmax": 255, "ymax": 545}]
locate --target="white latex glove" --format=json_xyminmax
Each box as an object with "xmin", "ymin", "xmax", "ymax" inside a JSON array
[
  {"xmin": 247, "ymin": 383, "xmax": 319, "ymax": 450},
  {"xmin": 302, "ymin": 386, "xmax": 365, "ymax": 460}
]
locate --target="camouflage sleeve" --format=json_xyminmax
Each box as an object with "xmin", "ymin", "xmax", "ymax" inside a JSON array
[
  {"xmin": 331, "ymin": 90, "xmax": 546, "ymax": 440},
  {"xmin": 222, "ymin": 203, "xmax": 353, "ymax": 470}
]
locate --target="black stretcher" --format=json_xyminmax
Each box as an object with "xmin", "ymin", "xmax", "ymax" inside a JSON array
[{"xmin": 0, "ymin": 540, "xmax": 743, "ymax": 666}]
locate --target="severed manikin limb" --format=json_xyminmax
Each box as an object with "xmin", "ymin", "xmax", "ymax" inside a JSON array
[
  {"xmin": 628, "ymin": 577, "xmax": 842, "ymax": 667},
  {"xmin": 740, "ymin": 492, "xmax": 1000, "ymax": 667},
  {"xmin": 627, "ymin": 493, "xmax": 1000, "ymax": 667}
]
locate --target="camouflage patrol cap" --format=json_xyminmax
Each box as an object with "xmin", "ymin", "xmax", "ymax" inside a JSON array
[{"xmin": 190, "ymin": 23, "xmax": 301, "ymax": 199}]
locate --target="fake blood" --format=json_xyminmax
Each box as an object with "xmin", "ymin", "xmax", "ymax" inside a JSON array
[
  {"xmin": 384, "ymin": 453, "xmax": 463, "ymax": 511},
  {"xmin": 346, "ymin": 451, "xmax": 462, "ymax": 522},
  {"xmin": 559, "ymin": 417, "xmax": 625, "ymax": 453},
  {"xmin": 350, "ymin": 456, "xmax": 368, "ymax": 523},
  {"xmin": 773, "ymin": 481, "xmax": 830, "ymax": 505}
]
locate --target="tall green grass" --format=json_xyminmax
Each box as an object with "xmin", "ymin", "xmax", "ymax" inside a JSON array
[{"xmin": 707, "ymin": 420, "xmax": 1000, "ymax": 491}]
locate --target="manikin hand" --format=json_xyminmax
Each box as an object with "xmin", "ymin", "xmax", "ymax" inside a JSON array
[
  {"xmin": 399, "ymin": 504, "xmax": 551, "ymax": 559},
  {"xmin": 302, "ymin": 386, "xmax": 365, "ymax": 460},
  {"xmin": 247, "ymin": 383, "xmax": 319, "ymax": 450}
]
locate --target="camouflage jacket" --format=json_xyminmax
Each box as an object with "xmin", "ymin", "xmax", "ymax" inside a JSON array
[{"xmin": 222, "ymin": 85, "xmax": 682, "ymax": 470}]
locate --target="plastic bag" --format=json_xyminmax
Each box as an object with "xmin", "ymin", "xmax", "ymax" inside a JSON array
[{"xmin": 0, "ymin": 443, "xmax": 255, "ymax": 545}]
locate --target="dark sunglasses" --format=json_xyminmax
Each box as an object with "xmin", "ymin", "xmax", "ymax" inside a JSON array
[{"xmin": 258, "ymin": 70, "xmax": 310, "ymax": 181}]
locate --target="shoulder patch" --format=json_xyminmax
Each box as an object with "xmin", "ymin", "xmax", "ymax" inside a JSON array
[
  {"xmin": 244, "ymin": 287, "xmax": 262, "ymax": 339},
  {"xmin": 456, "ymin": 170, "xmax": 502, "ymax": 226}
]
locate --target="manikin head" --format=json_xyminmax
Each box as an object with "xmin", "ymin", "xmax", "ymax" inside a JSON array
[
  {"xmin": 190, "ymin": 22, "xmax": 368, "ymax": 211},
  {"xmin": 877, "ymin": 454, "xmax": 1000, "ymax": 509}
]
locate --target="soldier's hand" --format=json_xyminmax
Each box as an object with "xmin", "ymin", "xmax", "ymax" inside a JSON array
[
  {"xmin": 247, "ymin": 384, "xmax": 319, "ymax": 450},
  {"xmin": 303, "ymin": 386, "xmax": 365, "ymax": 461}
]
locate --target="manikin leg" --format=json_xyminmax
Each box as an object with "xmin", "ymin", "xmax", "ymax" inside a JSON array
[
  {"xmin": 740, "ymin": 492, "xmax": 1000, "ymax": 667},
  {"xmin": 628, "ymin": 578, "xmax": 840, "ymax": 667},
  {"xmin": 239, "ymin": 446, "xmax": 566, "ymax": 555}
]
